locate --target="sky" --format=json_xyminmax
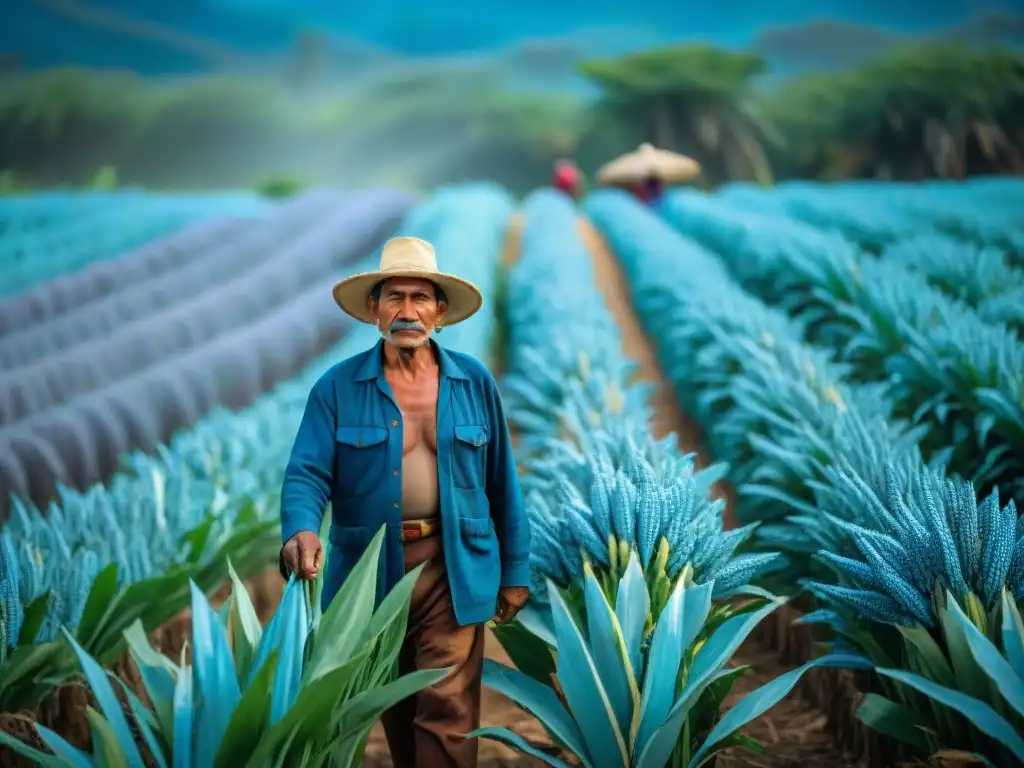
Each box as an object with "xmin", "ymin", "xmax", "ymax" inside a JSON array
[{"xmin": 2, "ymin": 0, "xmax": 1023, "ymax": 75}]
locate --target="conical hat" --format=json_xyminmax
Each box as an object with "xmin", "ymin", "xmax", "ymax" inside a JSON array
[
  {"xmin": 597, "ymin": 143, "xmax": 701, "ymax": 185},
  {"xmin": 332, "ymin": 237, "xmax": 482, "ymax": 326}
]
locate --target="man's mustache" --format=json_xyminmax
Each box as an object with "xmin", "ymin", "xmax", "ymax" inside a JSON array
[{"xmin": 390, "ymin": 318, "xmax": 426, "ymax": 333}]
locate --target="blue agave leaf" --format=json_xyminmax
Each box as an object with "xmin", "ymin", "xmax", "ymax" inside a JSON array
[
  {"xmin": 172, "ymin": 660, "xmax": 194, "ymax": 768},
  {"xmin": 687, "ymin": 653, "xmax": 872, "ymax": 768},
  {"xmin": 583, "ymin": 565, "xmax": 637, "ymax": 739},
  {"xmin": 548, "ymin": 579, "xmax": 630, "ymax": 767},
  {"xmin": 946, "ymin": 594, "xmax": 1024, "ymax": 718},
  {"xmin": 614, "ymin": 554, "xmax": 650, "ymax": 680},
  {"xmin": 270, "ymin": 577, "xmax": 308, "ymax": 725},
  {"xmin": 34, "ymin": 725, "xmax": 94, "ymax": 767},
  {"xmin": 686, "ymin": 598, "xmax": 783, "ymax": 699},
  {"xmin": 188, "ymin": 580, "xmax": 241, "ymax": 763},
  {"xmin": 1002, "ymin": 592, "xmax": 1024, "ymax": 681},
  {"xmin": 480, "ymin": 659, "xmax": 591, "ymax": 763},
  {"xmin": 247, "ymin": 578, "xmax": 296, "ymax": 687},
  {"xmin": 60, "ymin": 629, "xmax": 146, "ymax": 765},
  {"xmin": 0, "ymin": 729, "xmax": 71, "ymax": 767},
  {"xmin": 518, "ymin": 602, "xmax": 557, "ymax": 649},
  {"xmin": 468, "ymin": 726, "xmax": 574, "ymax": 768},
  {"xmin": 635, "ymin": 667, "xmax": 735, "ymax": 768},
  {"xmin": 112, "ymin": 675, "xmax": 170, "ymax": 768},
  {"xmin": 877, "ymin": 667, "xmax": 1024, "ymax": 762},
  {"xmin": 124, "ymin": 620, "xmax": 178, "ymax": 735},
  {"xmin": 636, "ymin": 578, "xmax": 714, "ymax": 757}
]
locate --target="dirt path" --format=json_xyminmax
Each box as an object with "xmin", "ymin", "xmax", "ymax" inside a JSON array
[
  {"xmin": 578, "ymin": 217, "xmax": 859, "ymax": 767},
  {"xmin": 576, "ymin": 218, "xmax": 736, "ymax": 525}
]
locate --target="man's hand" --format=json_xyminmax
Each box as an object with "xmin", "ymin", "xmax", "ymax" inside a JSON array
[
  {"xmin": 280, "ymin": 531, "xmax": 323, "ymax": 581},
  {"xmin": 493, "ymin": 586, "xmax": 530, "ymax": 625}
]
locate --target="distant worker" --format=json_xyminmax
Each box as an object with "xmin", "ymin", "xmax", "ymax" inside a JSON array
[
  {"xmin": 552, "ymin": 158, "xmax": 584, "ymax": 200},
  {"xmin": 597, "ymin": 142, "xmax": 701, "ymax": 206},
  {"xmin": 634, "ymin": 174, "xmax": 664, "ymax": 205}
]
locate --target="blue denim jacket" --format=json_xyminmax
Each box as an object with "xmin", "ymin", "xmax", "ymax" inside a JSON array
[{"xmin": 280, "ymin": 338, "xmax": 531, "ymax": 626}]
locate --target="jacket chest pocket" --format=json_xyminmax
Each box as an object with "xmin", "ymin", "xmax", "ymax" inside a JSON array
[
  {"xmin": 334, "ymin": 426, "xmax": 389, "ymax": 498},
  {"xmin": 452, "ymin": 424, "xmax": 488, "ymax": 490}
]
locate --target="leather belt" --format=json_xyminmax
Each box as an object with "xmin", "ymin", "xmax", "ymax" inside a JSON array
[{"xmin": 400, "ymin": 517, "xmax": 440, "ymax": 542}]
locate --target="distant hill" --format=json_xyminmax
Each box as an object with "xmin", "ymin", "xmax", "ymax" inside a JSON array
[{"xmin": 752, "ymin": 10, "xmax": 1024, "ymax": 75}]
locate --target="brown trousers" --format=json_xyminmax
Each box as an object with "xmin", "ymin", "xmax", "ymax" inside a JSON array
[{"xmin": 381, "ymin": 535, "xmax": 485, "ymax": 768}]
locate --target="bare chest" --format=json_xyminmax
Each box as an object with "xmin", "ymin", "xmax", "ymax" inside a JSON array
[{"xmin": 386, "ymin": 374, "xmax": 439, "ymax": 454}]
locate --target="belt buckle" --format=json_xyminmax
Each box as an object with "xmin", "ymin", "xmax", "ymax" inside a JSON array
[{"xmin": 402, "ymin": 522, "xmax": 423, "ymax": 542}]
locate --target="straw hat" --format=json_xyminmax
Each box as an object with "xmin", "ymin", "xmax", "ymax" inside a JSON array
[
  {"xmin": 332, "ymin": 236, "xmax": 483, "ymax": 326},
  {"xmin": 597, "ymin": 143, "xmax": 702, "ymax": 185}
]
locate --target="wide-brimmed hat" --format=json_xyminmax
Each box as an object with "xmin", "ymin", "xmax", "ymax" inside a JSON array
[
  {"xmin": 597, "ymin": 143, "xmax": 702, "ymax": 185},
  {"xmin": 332, "ymin": 236, "xmax": 483, "ymax": 326}
]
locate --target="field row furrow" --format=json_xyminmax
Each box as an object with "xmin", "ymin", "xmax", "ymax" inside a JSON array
[
  {"xmin": 0, "ymin": 217, "xmax": 248, "ymax": 335},
  {"xmin": 0, "ymin": 192, "xmax": 266, "ymax": 294},
  {"xmin": 0, "ymin": 191, "xmax": 353, "ymax": 370},
  {"xmin": 0, "ymin": 190, "xmax": 411, "ymax": 424}
]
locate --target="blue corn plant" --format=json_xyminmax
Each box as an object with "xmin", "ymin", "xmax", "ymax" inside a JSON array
[
  {"xmin": 871, "ymin": 590, "xmax": 1024, "ymax": 766},
  {"xmin": 800, "ymin": 466, "xmax": 1024, "ymax": 761},
  {"xmin": 659, "ymin": 189, "xmax": 1024, "ymax": 502},
  {"xmin": 493, "ymin": 189, "xmax": 797, "ymax": 708},
  {"xmin": 0, "ymin": 525, "xmax": 446, "ymax": 767},
  {"xmin": 0, "ymin": 496, "xmax": 276, "ymax": 712},
  {"xmin": 727, "ymin": 178, "xmax": 1024, "ymax": 259},
  {"xmin": 501, "ymin": 189, "xmax": 643, "ymax": 456},
  {"xmin": 525, "ymin": 420, "xmax": 778, "ymax": 623},
  {"xmin": 499, "ymin": 190, "xmax": 770, "ymax": 609},
  {"xmin": 472, "ymin": 553, "xmax": 870, "ymax": 767},
  {"xmin": 880, "ymin": 234, "xmax": 1024, "ymax": 318}
]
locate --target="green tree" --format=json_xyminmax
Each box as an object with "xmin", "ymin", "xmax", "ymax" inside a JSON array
[
  {"xmin": 768, "ymin": 44, "xmax": 1024, "ymax": 180},
  {"xmin": 577, "ymin": 45, "xmax": 779, "ymax": 184}
]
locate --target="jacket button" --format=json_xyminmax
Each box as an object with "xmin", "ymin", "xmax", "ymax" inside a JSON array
[
  {"xmin": 392, "ymin": 419, "xmax": 398, "ymax": 427},
  {"xmin": 393, "ymin": 502, "xmax": 399, "ymax": 508}
]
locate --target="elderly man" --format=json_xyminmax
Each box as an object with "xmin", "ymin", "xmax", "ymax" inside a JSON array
[{"xmin": 279, "ymin": 236, "xmax": 531, "ymax": 768}]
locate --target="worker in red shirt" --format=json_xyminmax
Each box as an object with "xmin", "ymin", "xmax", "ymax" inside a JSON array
[{"xmin": 552, "ymin": 159, "xmax": 584, "ymax": 201}]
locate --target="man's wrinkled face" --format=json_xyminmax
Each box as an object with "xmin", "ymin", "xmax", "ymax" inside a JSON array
[{"xmin": 368, "ymin": 277, "xmax": 446, "ymax": 349}]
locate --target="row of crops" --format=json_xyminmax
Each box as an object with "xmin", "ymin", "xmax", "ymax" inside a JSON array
[
  {"xmin": 480, "ymin": 189, "xmax": 849, "ymax": 766},
  {"xmin": 1, "ymin": 177, "xmax": 1023, "ymax": 766},
  {"xmin": 582, "ymin": 183, "xmax": 1024, "ymax": 763},
  {"xmin": 0, "ymin": 192, "xmax": 269, "ymax": 298}
]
